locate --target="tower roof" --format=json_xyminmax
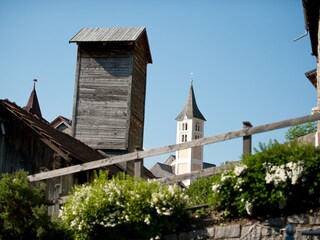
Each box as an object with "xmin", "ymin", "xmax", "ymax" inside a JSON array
[
  {"xmin": 69, "ymin": 27, "xmax": 152, "ymax": 63},
  {"xmin": 23, "ymin": 79, "xmax": 43, "ymax": 120},
  {"xmin": 175, "ymin": 82, "xmax": 206, "ymax": 121}
]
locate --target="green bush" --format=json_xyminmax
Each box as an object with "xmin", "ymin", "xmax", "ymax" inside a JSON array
[
  {"xmin": 0, "ymin": 170, "xmax": 70, "ymax": 240},
  {"xmin": 60, "ymin": 172, "xmax": 189, "ymax": 240},
  {"xmin": 185, "ymin": 174, "xmax": 219, "ymax": 206},
  {"xmin": 192, "ymin": 141, "xmax": 320, "ymax": 219}
]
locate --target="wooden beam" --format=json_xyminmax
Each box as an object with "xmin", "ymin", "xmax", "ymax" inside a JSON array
[
  {"xmin": 28, "ymin": 113, "xmax": 320, "ymax": 182},
  {"xmin": 155, "ymin": 166, "xmax": 223, "ymax": 184},
  {"xmin": 243, "ymin": 121, "xmax": 253, "ymax": 155}
]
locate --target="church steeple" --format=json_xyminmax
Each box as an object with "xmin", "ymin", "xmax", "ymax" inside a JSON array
[
  {"xmin": 173, "ymin": 80, "xmax": 206, "ymax": 186},
  {"xmin": 23, "ymin": 79, "xmax": 43, "ymax": 120},
  {"xmin": 175, "ymin": 81, "xmax": 206, "ymax": 121}
]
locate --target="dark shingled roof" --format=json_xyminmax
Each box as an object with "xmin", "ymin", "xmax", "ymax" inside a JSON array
[
  {"xmin": 150, "ymin": 162, "xmax": 174, "ymax": 178},
  {"xmin": 176, "ymin": 82, "xmax": 206, "ymax": 121},
  {"xmin": 203, "ymin": 162, "xmax": 216, "ymax": 169}
]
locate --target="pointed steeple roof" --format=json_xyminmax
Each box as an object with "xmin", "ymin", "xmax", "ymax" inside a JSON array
[
  {"xmin": 23, "ymin": 79, "xmax": 43, "ymax": 120},
  {"xmin": 175, "ymin": 81, "xmax": 206, "ymax": 121}
]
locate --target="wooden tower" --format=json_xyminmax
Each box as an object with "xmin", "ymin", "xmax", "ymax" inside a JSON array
[
  {"xmin": 70, "ymin": 27, "xmax": 152, "ymax": 157},
  {"xmin": 174, "ymin": 81, "xmax": 206, "ymax": 186}
]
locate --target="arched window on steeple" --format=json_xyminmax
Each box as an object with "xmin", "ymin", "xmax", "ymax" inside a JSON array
[
  {"xmin": 195, "ymin": 122, "xmax": 200, "ymax": 132},
  {"xmin": 182, "ymin": 123, "xmax": 188, "ymax": 131},
  {"xmin": 181, "ymin": 134, "xmax": 188, "ymax": 142}
]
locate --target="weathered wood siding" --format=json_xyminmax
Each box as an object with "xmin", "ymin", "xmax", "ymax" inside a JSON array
[
  {"xmin": 72, "ymin": 40, "xmax": 148, "ymax": 152},
  {"xmin": 128, "ymin": 35, "xmax": 148, "ymax": 151},
  {"xmin": 73, "ymin": 43, "xmax": 134, "ymax": 150},
  {"xmin": 0, "ymin": 107, "xmax": 53, "ymax": 173}
]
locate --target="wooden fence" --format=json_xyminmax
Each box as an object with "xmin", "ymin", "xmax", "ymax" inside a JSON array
[{"xmin": 28, "ymin": 112, "xmax": 320, "ymax": 183}]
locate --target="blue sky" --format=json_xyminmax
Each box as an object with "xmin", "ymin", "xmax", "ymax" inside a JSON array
[{"xmin": 0, "ymin": 1, "xmax": 316, "ymax": 169}]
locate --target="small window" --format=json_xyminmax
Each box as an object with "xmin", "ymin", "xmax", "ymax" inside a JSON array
[
  {"xmin": 182, "ymin": 123, "xmax": 188, "ymax": 131},
  {"xmin": 195, "ymin": 134, "xmax": 200, "ymax": 139},
  {"xmin": 195, "ymin": 122, "xmax": 201, "ymax": 132},
  {"xmin": 181, "ymin": 134, "xmax": 188, "ymax": 142}
]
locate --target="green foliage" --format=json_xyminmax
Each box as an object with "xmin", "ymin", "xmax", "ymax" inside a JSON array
[
  {"xmin": 285, "ymin": 122, "xmax": 317, "ymax": 141},
  {"xmin": 189, "ymin": 141, "xmax": 320, "ymax": 220},
  {"xmin": 0, "ymin": 170, "xmax": 70, "ymax": 240},
  {"xmin": 60, "ymin": 172, "xmax": 189, "ymax": 240},
  {"xmin": 185, "ymin": 175, "xmax": 219, "ymax": 206}
]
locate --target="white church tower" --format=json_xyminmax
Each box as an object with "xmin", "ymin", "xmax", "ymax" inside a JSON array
[{"xmin": 174, "ymin": 81, "xmax": 206, "ymax": 186}]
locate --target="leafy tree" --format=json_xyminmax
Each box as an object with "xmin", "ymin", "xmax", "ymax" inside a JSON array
[
  {"xmin": 0, "ymin": 171, "xmax": 71, "ymax": 240},
  {"xmin": 285, "ymin": 122, "xmax": 317, "ymax": 141}
]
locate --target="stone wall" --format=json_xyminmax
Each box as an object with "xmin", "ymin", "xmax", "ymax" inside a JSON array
[{"xmin": 164, "ymin": 214, "xmax": 320, "ymax": 240}]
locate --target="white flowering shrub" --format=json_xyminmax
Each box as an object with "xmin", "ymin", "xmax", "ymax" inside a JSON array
[
  {"xmin": 60, "ymin": 172, "xmax": 188, "ymax": 240},
  {"xmin": 218, "ymin": 141, "xmax": 320, "ymax": 218},
  {"xmin": 188, "ymin": 141, "xmax": 320, "ymax": 219}
]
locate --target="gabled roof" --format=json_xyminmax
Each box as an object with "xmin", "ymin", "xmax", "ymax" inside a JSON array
[
  {"xmin": 0, "ymin": 99, "xmax": 122, "ymax": 176},
  {"xmin": 150, "ymin": 162, "xmax": 174, "ymax": 178},
  {"xmin": 164, "ymin": 155, "xmax": 176, "ymax": 165},
  {"xmin": 23, "ymin": 80, "xmax": 43, "ymax": 121},
  {"xmin": 50, "ymin": 115, "xmax": 72, "ymax": 129},
  {"xmin": 176, "ymin": 81, "xmax": 206, "ymax": 121},
  {"xmin": 69, "ymin": 27, "xmax": 152, "ymax": 63}
]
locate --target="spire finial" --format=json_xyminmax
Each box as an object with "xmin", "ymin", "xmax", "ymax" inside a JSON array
[
  {"xmin": 190, "ymin": 72, "xmax": 193, "ymax": 86},
  {"xmin": 33, "ymin": 79, "xmax": 38, "ymax": 90}
]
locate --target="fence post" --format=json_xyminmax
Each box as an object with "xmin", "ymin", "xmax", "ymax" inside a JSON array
[
  {"xmin": 243, "ymin": 121, "xmax": 252, "ymax": 155},
  {"xmin": 134, "ymin": 148, "xmax": 143, "ymax": 178}
]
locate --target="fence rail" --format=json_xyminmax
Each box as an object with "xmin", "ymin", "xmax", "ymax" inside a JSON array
[{"xmin": 28, "ymin": 112, "xmax": 320, "ymax": 182}]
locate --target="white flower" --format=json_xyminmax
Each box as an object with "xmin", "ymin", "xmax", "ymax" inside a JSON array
[
  {"xmin": 245, "ymin": 201, "xmax": 253, "ymax": 216},
  {"xmin": 212, "ymin": 183, "xmax": 221, "ymax": 192},
  {"xmin": 234, "ymin": 164, "xmax": 248, "ymax": 176},
  {"xmin": 221, "ymin": 173, "xmax": 232, "ymax": 182},
  {"xmin": 265, "ymin": 161, "xmax": 304, "ymax": 186},
  {"xmin": 234, "ymin": 178, "xmax": 244, "ymax": 190},
  {"xmin": 144, "ymin": 215, "xmax": 151, "ymax": 225},
  {"xmin": 286, "ymin": 161, "xmax": 304, "ymax": 185}
]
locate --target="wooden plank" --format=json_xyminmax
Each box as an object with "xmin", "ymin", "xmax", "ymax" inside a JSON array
[
  {"xmin": 28, "ymin": 113, "xmax": 320, "ymax": 182},
  {"xmin": 28, "ymin": 152, "xmax": 138, "ymax": 181},
  {"xmin": 155, "ymin": 166, "xmax": 223, "ymax": 184}
]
